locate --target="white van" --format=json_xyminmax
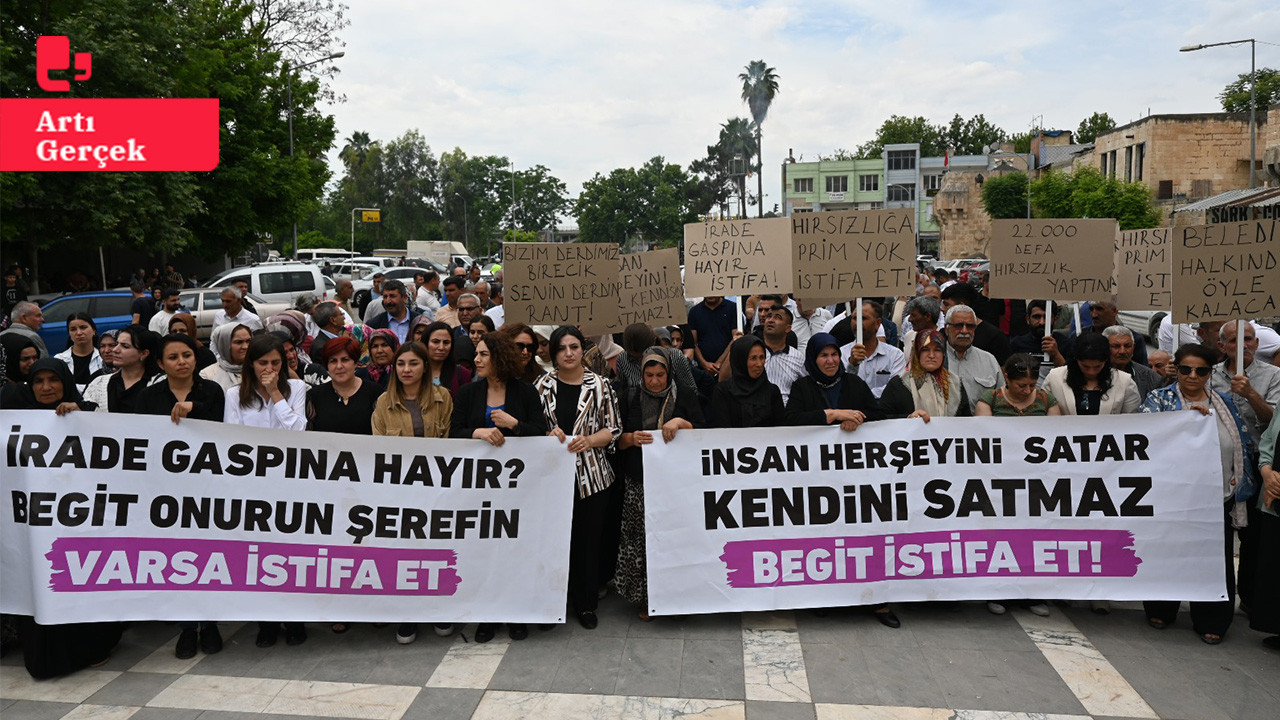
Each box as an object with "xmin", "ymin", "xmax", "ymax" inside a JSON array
[
  {"xmin": 295, "ymin": 248, "xmax": 357, "ymax": 265},
  {"xmin": 202, "ymin": 262, "xmax": 328, "ymax": 305}
]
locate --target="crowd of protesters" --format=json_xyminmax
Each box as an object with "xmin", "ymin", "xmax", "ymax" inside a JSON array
[{"xmin": 1, "ymin": 261, "xmax": 1279, "ymax": 679}]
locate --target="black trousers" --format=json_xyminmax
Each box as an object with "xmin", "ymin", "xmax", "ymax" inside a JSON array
[
  {"xmin": 1248, "ymin": 505, "xmax": 1280, "ymax": 635},
  {"xmin": 1236, "ymin": 501, "xmax": 1260, "ymax": 608},
  {"xmin": 569, "ymin": 483, "xmax": 616, "ymax": 613},
  {"xmin": 1144, "ymin": 501, "xmax": 1235, "ymax": 637}
]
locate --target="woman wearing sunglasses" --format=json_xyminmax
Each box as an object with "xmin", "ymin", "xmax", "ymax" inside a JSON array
[{"xmin": 1140, "ymin": 343, "xmax": 1255, "ymax": 644}]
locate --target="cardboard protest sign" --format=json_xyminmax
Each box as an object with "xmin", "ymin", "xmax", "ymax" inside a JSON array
[
  {"xmin": 1170, "ymin": 219, "xmax": 1279, "ymax": 323},
  {"xmin": 1114, "ymin": 227, "xmax": 1172, "ymax": 311},
  {"xmin": 989, "ymin": 219, "xmax": 1117, "ymax": 300},
  {"xmin": 617, "ymin": 247, "xmax": 686, "ymax": 327},
  {"xmin": 502, "ymin": 242, "xmax": 621, "ymax": 335},
  {"xmin": 683, "ymin": 218, "xmax": 792, "ymax": 297},
  {"xmin": 792, "ymin": 209, "xmax": 916, "ymax": 305}
]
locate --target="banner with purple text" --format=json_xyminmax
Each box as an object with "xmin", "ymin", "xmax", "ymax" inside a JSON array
[
  {"xmin": 0, "ymin": 410, "xmax": 575, "ymax": 624},
  {"xmin": 643, "ymin": 414, "xmax": 1224, "ymax": 615}
]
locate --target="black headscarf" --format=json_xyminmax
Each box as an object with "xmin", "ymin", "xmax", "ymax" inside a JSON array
[
  {"xmin": 804, "ymin": 332, "xmax": 844, "ymax": 408},
  {"xmin": 723, "ymin": 335, "xmax": 772, "ymax": 401},
  {"xmin": 1, "ymin": 357, "xmax": 83, "ymax": 409},
  {"xmin": 1, "ymin": 333, "xmax": 38, "ymax": 383}
]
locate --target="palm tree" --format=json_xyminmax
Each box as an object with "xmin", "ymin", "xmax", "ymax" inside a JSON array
[
  {"xmin": 739, "ymin": 60, "xmax": 780, "ymax": 218},
  {"xmin": 339, "ymin": 130, "xmax": 372, "ymax": 171}
]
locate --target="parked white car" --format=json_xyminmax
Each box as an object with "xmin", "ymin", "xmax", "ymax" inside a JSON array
[{"xmin": 202, "ymin": 262, "xmax": 328, "ymax": 306}]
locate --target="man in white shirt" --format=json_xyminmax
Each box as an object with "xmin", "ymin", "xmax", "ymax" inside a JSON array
[
  {"xmin": 148, "ymin": 288, "xmax": 187, "ymax": 335},
  {"xmin": 945, "ymin": 304, "xmax": 1004, "ymax": 412},
  {"xmin": 722, "ymin": 304, "xmax": 804, "ymax": 403},
  {"xmin": 791, "ymin": 298, "xmax": 833, "ymax": 352},
  {"xmin": 212, "ymin": 286, "xmax": 263, "ymax": 333},
  {"xmin": 844, "ymin": 300, "xmax": 906, "ymax": 398},
  {"xmin": 414, "ymin": 271, "xmax": 441, "ymax": 319}
]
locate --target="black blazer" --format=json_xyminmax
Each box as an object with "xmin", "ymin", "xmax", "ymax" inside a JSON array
[
  {"xmin": 710, "ymin": 380, "xmax": 785, "ymax": 428},
  {"xmin": 134, "ymin": 376, "xmax": 225, "ymax": 421},
  {"xmin": 450, "ymin": 377, "xmax": 547, "ymax": 438},
  {"xmin": 785, "ymin": 373, "xmax": 883, "ymax": 426}
]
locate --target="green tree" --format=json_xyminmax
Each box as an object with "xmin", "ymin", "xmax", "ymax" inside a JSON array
[
  {"xmin": 855, "ymin": 115, "xmax": 945, "ymax": 158},
  {"xmin": 1219, "ymin": 67, "xmax": 1280, "ymax": 113},
  {"xmin": 1075, "ymin": 112, "xmax": 1116, "ymax": 144},
  {"xmin": 943, "ymin": 114, "xmax": 1006, "ymax": 155},
  {"xmin": 510, "ymin": 164, "xmax": 569, "ymax": 234},
  {"xmin": 1029, "ymin": 167, "xmax": 1159, "ymax": 230},
  {"xmin": 576, "ymin": 157, "xmax": 703, "ymax": 246},
  {"xmin": 380, "ymin": 129, "xmax": 440, "ymax": 244},
  {"xmin": 980, "ymin": 173, "xmax": 1029, "ymax": 219},
  {"xmin": 739, "ymin": 60, "xmax": 779, "ymax": 218},
  {"xmin": 1008, "ymin": 131, "xmax": 1034, "ymax": 154}
]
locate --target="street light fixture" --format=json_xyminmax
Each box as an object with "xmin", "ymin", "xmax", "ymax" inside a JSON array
[
  {"xmin": 1181, "ymin": 39, "xmax": 1256, "ymax": 188},
  {"xmin": 286, "ymin": 51, "xmax": 346, "ymax": 259}
]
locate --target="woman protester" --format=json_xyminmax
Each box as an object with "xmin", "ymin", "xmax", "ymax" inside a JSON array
[
  {"xmin": 135, "ymin": 333, "xmax": 226, "ymax": 658},
  {"xmin": 309, "ymin": 336, "xmax": 382, "ymax": 436},
  {"xmin": 167, "ymin": 314, "xmax": 216, "ymax": 370},
  {"xmin": 0, "ymin": 358, "xmax": 92, "ymax": 414},
  {"xmin": 82, "ymin": 324, "xmax": 159, "ymax": 413},
  {"xmin": 879, "ymin": 329, "xmax": 971, "ymax": 420},
  {"xmin": 711, "ymin": 335, "xmax": 785, "ymax": 428},
  {"xmin": 469, "ymin": 314, "xmax": 495, "ymax": 347},
  {"xmin": 357, "ymin": 329, "xmax": 399, "ymax": 390},
  {"xmin": 785, "ymin": 333, "xmax": 899, "ymax": 627},
  {"xmin": 975, "ymin": 353, "xmax": 1059, "ymax": 617},
  {"xmin": 55, "ymin": 312, "xmax": 103, "ymax": 393},
  {"xmin": 200, "ymin": 322, "xmax": 252, "ymax": 391},
  {"xmin": 534, "ymin": 326, "xmax": 622, "ymax": 630},
  {"xmin": 1, "ymin": 334, "xmax": 39, "ymax": 385},
  {"xmin": 422, "ymin": 321, "xmax": 473, "ymax": 398},
  {"xmin": 452, "ymin": 332, "xmax": 547, "ymax": 643},
  {"xmin": 501, "ymin": 322, "xmax": 544, "ymax": 384},
  {"xmin": 223, "ymin": 335, "xmax": 309, "ymax": 648},
  {"xmin": 1141, "ymin": 343, "xmax": 1255, "ymax": 644},
  {"xmin": 614, "ymin": 349, "xmax": 702, "ymax": 620},
  {"xmin": 97, "ymin": 329, "xmax": 119, "ymax": 374}
]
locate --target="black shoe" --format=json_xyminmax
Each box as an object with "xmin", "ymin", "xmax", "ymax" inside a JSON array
[
  {"xmin": 284, "ymin": 624, "xmax": 307, "ymax": 646},
  {"xmin": 200, "ymin": 625, "xmax": 223, "ymax": 654},
  {"xmin": 576, "ymin": 610, "xmax": 598, "ymax": 630},
  {"xmin": 508, "ymin": 623, "xmax": 529, "ymax": 641},
  {"xmin": 874, "ymin": 610, "xmax": 901, "ymax": 629},
  {"xmin": 396, "ymin": 623, "xmax": 418, "ymax": 645},
  {"xmin": 474, "ymin": 623, "xmax": 495, "ymax": 643},
  {"xmin": 255, "ymin": 624, "xmax": 279, "ymax": 648},
  {"xmin": 175, "ymin": 629, "xmax": 198, "ymax": 659}
]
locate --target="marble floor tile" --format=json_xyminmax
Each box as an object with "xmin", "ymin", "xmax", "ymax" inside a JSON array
[
  {"xmin": 263, "ymin": 678, "xmax": 420, "ymax": 719},
  {"xmin": 1013, "ymin": 609, "xmax": 1158, "ymax": 719},
  {"xmin": 741, "ymin": 612, "xmax": 811, "ymax": 704},
  {"xmin": 814, "ymin": 704, "xmax": 953, "ymax": 720},
  {"xmin": 0, "ymin": 670, "xmax": 121, "ymax": 704},
  {"xmin": 145, "ymin": 675, "xmax": 288, "ymax": 714},
  {"xmin": 56, "ymin": 704, "xmax": 140, "ymax": 720},
  {"xmin": 470, "ymin": 689, "xmax": 745, "ymax": 720},
  {"xmin": 425, "ymin": 636, "xmax": 510, "ymax": 690},
  {"xmin": 126, "ymin": 623, "xmax": 244, "ymax": 675}
]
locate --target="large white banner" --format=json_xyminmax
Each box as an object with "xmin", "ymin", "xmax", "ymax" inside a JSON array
[
  {"xmin": 644, "ymin": 414, "xmax": 1226, "ymax": 615},
  {"xmin": 0, "ymin": 410, "xmax": 576, "ymax": 624}
]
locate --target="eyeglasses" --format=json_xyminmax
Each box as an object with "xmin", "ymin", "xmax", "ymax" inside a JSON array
[
  {"xmin": 948, "ymin": 322, "xmax": 976, "ymax": 329},
  {"xmin": 458, "ymin": 305, "xmax": 479, "ymax": 311},
  {"xmin": 515, "ymin": 342, "xmax": 535, "ymax": 352},
  {"xmin": 1177, "ymin": 365, "xmax": 1211, "ymax": 377}
]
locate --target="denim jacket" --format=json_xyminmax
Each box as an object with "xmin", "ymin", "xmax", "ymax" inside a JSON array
[{"xmin": 1141, "ymin": 385, "xmax": 1258, "ymax": 502}]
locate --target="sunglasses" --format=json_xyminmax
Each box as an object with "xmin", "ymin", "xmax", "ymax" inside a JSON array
[
  {"xmin": 515, "ymin": 342, "xmax": 535, "ymax": 352},
  {"xmin": 1177, "ymin": 365, "xmax": 1211, "ymax": 377}
]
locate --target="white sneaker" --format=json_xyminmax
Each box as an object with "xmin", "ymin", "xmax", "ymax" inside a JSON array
[
  {"xmin": 1028, "ymin": 602, "xmax": 1050, "ymax": 617},
  {"xmin": 987, "ymin": 601, "xmax": 1007, "ymax": 615},
  {"xmin": 396, "ymin": 623, "xmax": 417, "ymax": 644},
  {"xmin": 433, "ymin": 624, "xmax": 454, "ymax": 637}
]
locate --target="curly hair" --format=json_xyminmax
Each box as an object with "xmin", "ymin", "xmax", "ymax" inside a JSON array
[
  {"xmin": 478, "ymin": 331, "xmax": 524, "ymax": 383},
  {"xmin": 499, "ymin": 322, "xmax": 541, "ymax": 383}
]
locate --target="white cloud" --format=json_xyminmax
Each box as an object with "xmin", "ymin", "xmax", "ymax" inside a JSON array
[{"xmin": 323, "ymin": 0, "xmax": 1277, "ymax": 218}]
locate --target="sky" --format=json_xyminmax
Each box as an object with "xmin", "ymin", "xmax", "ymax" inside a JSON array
[{"xmin": 324, "ymin": 0, "xmax": 1279, "ymax": 221}]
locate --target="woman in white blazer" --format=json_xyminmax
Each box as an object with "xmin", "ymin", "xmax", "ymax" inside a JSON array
[{"xmin": 1043, "ymin": 333, "xmax": 1142, "ymax": 416}]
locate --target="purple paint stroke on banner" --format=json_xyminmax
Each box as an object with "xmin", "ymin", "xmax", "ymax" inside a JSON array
[
  {"xmin": 46, "ymin": 537, "xmax": 460, "ymax": 596},
  {"xmin": 721, "ymin": 529, "xmax": 1140, "ymax": 589}
]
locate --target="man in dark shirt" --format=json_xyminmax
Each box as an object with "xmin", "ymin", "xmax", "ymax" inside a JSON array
[
  {"xmin": 1008, "ymin": 300, "xmax": 1070, "ymax": 381},
  {"xmin": 687, "ymin": 295, "xmax": 738, "ymax": 374},
  {"xmin": 2, "ymin": 268, "xmax": 28, "ymax": 318},
  {"xmin": 1090, "ymin": 298, "xmax": 1148, "ymax": 366},
  {"xmin": 129, "ymin": 282, "xmax": 155, "ymax": 328}
]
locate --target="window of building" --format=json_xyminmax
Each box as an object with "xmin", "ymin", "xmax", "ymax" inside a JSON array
[
  {"xmin": 1191, "ymin": 179, "xmax": 1213, "ymax": 198},
  {"xmin": 825, "ymin": 175, "xmax": 848, "ymax": 193},
  {"xmin": 1125, "ymin": 146, "xmax": 1133, "ymax": 182},
  {"xmin": 887, "ymin": 184, "xmax": 916, "ymax": 202},
  {"xmin": 858, "ymin": 174, "xmax": 879, "ymax": 192},
  {"xmin": 792, "ymin": 207, "xmax": 813, "ymax": 213},
  {"xmin": 1109, "ymin": 150, "xmax": 1118, "ymax": 178},
  {"xmin": 1157, "ymin": 180, "xmax": 1173, "ymax": 200},
  {"xmin": 886, "ymin": 150, "xmax": 916, "ymax": 171},
  {"xmin": 923, "ymin": 174, "xmax": 942, "ymax": 195},
  {"xmin": 793, "ymin": 177, "xmax": 813, "ymax": 193},
  {"xmin": 1101, "ymin": 154, "xmax": 1108, "ymax": 176},
  {"xmin": 869, "ymin": 202, "xmax": 883, "ymax": 210},
  {"xmin": 1135, "ymin": 143, "xmax": 1145, "ymax": 181}
]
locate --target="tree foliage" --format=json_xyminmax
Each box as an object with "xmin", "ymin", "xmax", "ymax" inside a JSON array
[
  {"xmin": 980, "ymin": 173, "xmax": 1029, "ymax": 220},
  {"xmin": 943, "ymin": 113, "xmax": 1006, "ymax": 155},
  {"xmin": 249, "ymin": 0, "xmax": 349, "ymax": 103},
  {"xmin": 0, "ymin": 0, "xmax": 335, "ymax": 262},
  {"xmin": 1075, "ymin": 112, "xmax": 1116, "ymax": 144},
  {"xmin": 857, "ymin": 113, "xmax": 1008, "ymax": 159},
  {"xmin": 740, "ymin": 60, "xmax": 779, "ymax": 218},
  {"xmin": 575, "ymin": 157, "xmax": 706, "ymax": 246},
  {"xmin": 1219, "ymin": 67, "xmax": 1280, "ymax": 113},
  {"xmin": 1029, "ymin": 167, "xmax": 1159, "ymax": 230}
]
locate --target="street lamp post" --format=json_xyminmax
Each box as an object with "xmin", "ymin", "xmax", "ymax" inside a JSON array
[
  {"xmin": 351, "ymin": 207, "xmax": 380, "ymax": 254},
  {"xmin": 1181, "ymin": 39, "xmax": 1256, "ymax": 188},
  {"xmin": 455, "ymin": 195, "xmax": 468, "ymax": 250},
  {"xmin": 286, "ymin": 51, "xmax": 345, "ymax": 259}
]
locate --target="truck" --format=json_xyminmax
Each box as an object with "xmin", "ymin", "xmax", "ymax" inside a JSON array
[{"xmin": 405, "ymin": 241, "xmax": 475, "ymax": 270}]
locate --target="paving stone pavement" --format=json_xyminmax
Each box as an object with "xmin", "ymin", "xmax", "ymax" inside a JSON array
[{"xmin": 1, "ymin": 597, "xmax": 1276, "ymax": 720}]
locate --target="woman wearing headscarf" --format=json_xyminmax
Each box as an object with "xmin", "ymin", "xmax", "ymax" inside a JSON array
[
  {"xmin": 710, "ymin": 335, "xmax": 785, "ymax": 428},
  {"xmin": 535, "ymin": 326, "xmax": 622, "ymax": 630},
  {"xmin": 0, "ymin": 357, "xmax": 92, "ymax": 413},
  {"xmin": 409, "ymin": 313, "xmax": 434, "ymax": 345},
  {"xmin": 266, "ymin": 311, "xmax": 310, "ymax": 362},
  {"xmin": 81, "ymin": 324, "xmax": 159, "ymax": 414},
  {"xmin": 55, "ymin": 312, "xmax": 103, "ymax": 392},
  {"xmin": 1, "ymin": 333, "xmax": 39, "ymax": 385},
  {"xmin": 357, "ymin": 328, "xmax": 399, "ymax": 390},
  {"xmin": 613, "ymin": 349, "xmax": 702, "ymax": 619},
  {"xmin": 1141, "ymin": 343, "xmax": 1255, "ymax": 644},
  {"xmin": 879, "ymin": 329, "xmax": 972, "ymax": 420},
  {"xmin": 452, "ymin": 331, "xmax": 548, "ymax": 643},
  {"xmin": 166, "ymin": 313, "xmax": 216, "ymax": 370},
  {"xmin": 200, "ymin": 322, "xmax": 252, "ymax": 391},
  {"xmin": 783, "ymin": 334, "xmax": 898, "ymax": 627},
  {"xmin": 97, "ymin": 329, "xmax": 120, "ymax": 374}
]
